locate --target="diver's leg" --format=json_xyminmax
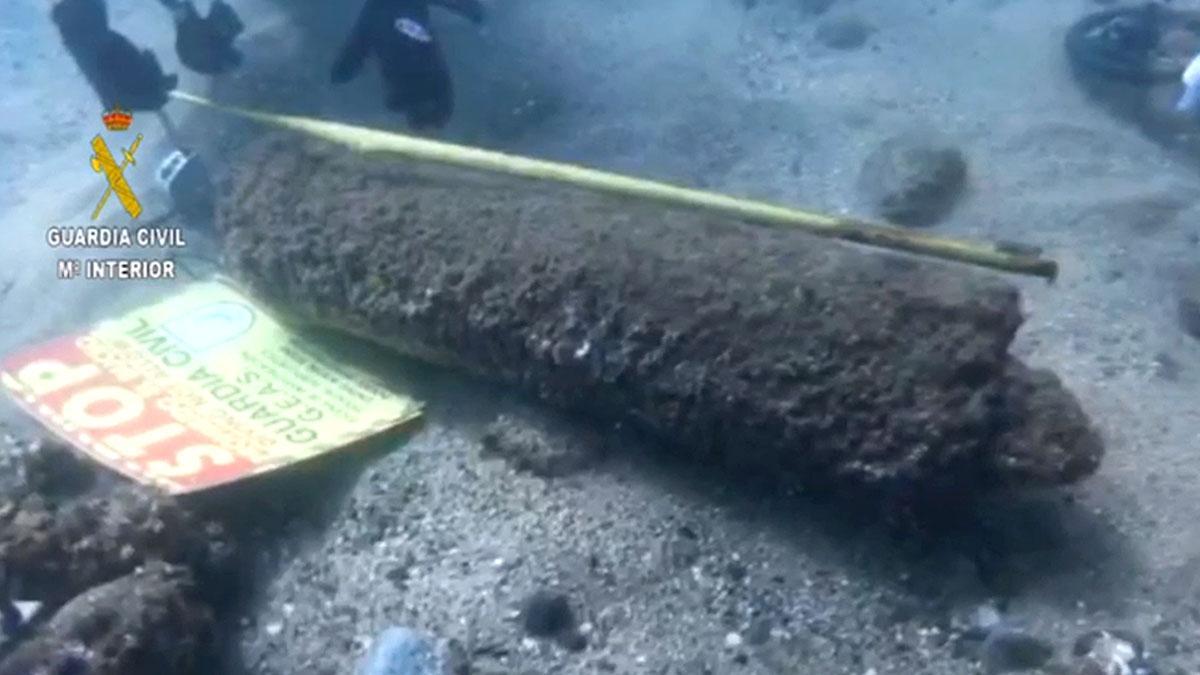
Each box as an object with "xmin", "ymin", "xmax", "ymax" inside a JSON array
[{"xmin": 331, "ymin": 0, "xmax": 378, "ymax": 83}]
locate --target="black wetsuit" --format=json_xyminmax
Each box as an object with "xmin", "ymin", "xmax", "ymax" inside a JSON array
[
  {"xmin": 159, "ymin": 0, "xmax": 244, "ymax": 75},
  {"xmin": 51, "ymin": 0, "xmax": 177, "ymax": 111},
  {"xmin": 331, "ymin": 0, "xmax": 484, "ymax": 129}
]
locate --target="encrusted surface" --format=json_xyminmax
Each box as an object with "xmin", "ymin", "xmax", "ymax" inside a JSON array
[{"xmin": 217, "ymin": 137, "xmax": 1102, "ymax": 498}]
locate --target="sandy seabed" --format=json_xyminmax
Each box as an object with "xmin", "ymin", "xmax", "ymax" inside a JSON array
[{"xmin": 3, "ymin": 0, "xmax": 1200, "ymax": 673}]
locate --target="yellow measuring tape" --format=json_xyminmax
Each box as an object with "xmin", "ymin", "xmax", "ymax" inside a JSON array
[{"xmin": 170, "ymin": 90, "xmax": 1057, "ymax": 281}]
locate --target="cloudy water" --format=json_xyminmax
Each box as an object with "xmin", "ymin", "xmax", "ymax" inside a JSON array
[{"xmin": 0, "ymin": 1, "xmax": 1199, "ymax": 674}]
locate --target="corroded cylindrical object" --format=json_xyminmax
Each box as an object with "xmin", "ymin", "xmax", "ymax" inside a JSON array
[{"xmin": 217, "ymin": 137, "xmax": 1102, "ymax": 498}]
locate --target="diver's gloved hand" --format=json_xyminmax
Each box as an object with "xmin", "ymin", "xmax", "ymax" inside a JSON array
[
  {"xmin": 51, "ymin": 0, "xmax": 178, "ymax": 111},
  {"xmin": 332, "ymin": 0, "xmax": 476, "ymax": 129},
  {"xmin": 171, "ymin": 0, "xmax": 244, "ymax": 75}
]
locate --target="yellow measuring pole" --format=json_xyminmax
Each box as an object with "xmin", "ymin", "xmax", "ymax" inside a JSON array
[{"xmin": 170, "ymin": 90, "xmax": 1058, "ymax": 281}]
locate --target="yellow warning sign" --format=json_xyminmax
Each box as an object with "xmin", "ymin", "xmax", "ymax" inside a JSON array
[{"xmin": 1, "ymin": 279, "xmax": 422, "ymax": 494}]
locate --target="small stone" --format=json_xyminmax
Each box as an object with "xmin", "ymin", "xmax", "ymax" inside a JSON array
[
  {"xmin": 981, "ymin": 627, "xmax": 1054, "ymax": 673},
  {"xmin": 724, "ymin": 632, "xmax": 744, "ymax": 649},
  {"xmin": 858, "ymin": 133, "xmax": 968, "ymax": 227},
  {"xmin": 265, "ymin": 622, "xmax": 283, "ymax": 636},
  {"xmin": 521, "ymin": 589, "xmax": 576, "ymax": 638},
  {"xmin": 815, "ymin": 15, "xmax": 874, "ymax": 50},
  {"xmin": 386, "ymin": 564, "xmax": 410, "ymax": 590}
]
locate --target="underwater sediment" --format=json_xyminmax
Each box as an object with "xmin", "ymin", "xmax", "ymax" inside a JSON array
[{"xmin": 217, "ymin": 136, "xmax": 1102, "ymax": 500}]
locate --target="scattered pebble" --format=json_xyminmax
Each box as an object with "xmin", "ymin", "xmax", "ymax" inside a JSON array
[
  {"xmin": 521, "ymin": 589, "xmax": 576, "ymax": 638},
  {"xmin": 859, "ymin": 132, "xmax": 968, "ymax": 227}
]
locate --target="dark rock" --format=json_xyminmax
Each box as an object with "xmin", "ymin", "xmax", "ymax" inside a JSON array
[
  {"xmin": 0, "ymin": 485, "xmax": 237, "ymax": 610},
  {"xmin": 0, "ymin": 562, "xmax": 214, "ymax": 675},
  {"xmin": 520, "ymin": 589, "xmax": 576, "ymax": 638},
  {"xmin": 981, "ymin": 627, "xmax": 1054, "ymax": 673},
  {"xmin": 815, "ymin": 14, "xmax": 874, "ymax": 50},
  {"xmin": 385, "ymin": 562, "xmax": 411, "ymax": 590},
  {"xmin": 1179, "ymin": 277, "xmax": 1200, "ymax": 340},
  {"xmin": 480, "ymin": 413, "xmax": 599, "ymax": 478},
  {"xmin": 21, "ymin": 437, "xmax": 96, "ymax": 499},
  {"xmin": 859, "ymin": 133, "xmax": 969, "ymax": 227}
]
